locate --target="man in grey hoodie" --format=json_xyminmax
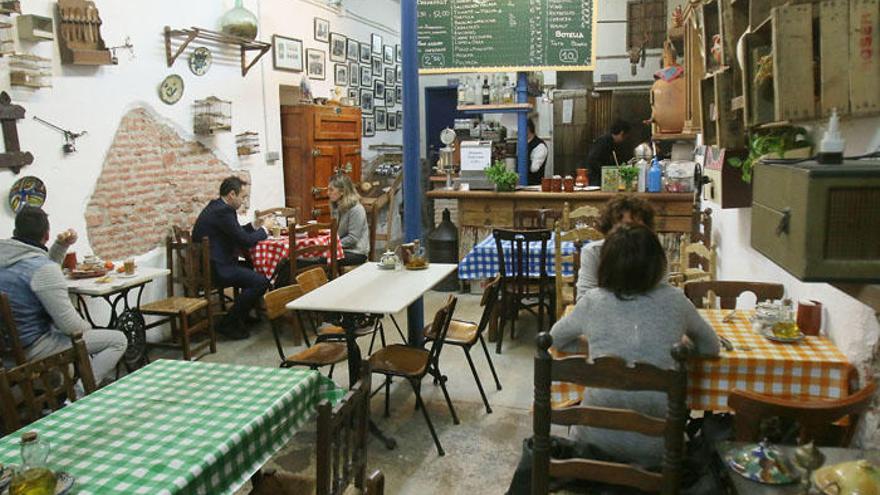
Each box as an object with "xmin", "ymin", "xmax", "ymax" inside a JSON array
[{"xmin": 0, "ymin": 206, "xmax": 127, "ymax": 385}]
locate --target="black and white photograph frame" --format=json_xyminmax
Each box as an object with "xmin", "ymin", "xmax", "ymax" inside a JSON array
[
  {"xmin": 334, "ymin": 63, "xmax": 348, "ymax": 86},
  {"xmin": 396, "ymin": 65, "xmax": 402, "ymax": 83},
  {"xmin": 395, "ymin": 85, "xmax": 402, "ymax": 105},
  {"xmin": 346, "ymin": 39, "xmax": 359, "ymax": 62},
  {"xmin": 395, "ymin": 44, "xmax": 402, "ymax": 63},
  {"xmin": 272, "ymin": 35, "xmax": 303, "ymax": 72},
  {"xmin": 371, "ymin": 57, "xmax": 382, "ymax": 75},
  {"xmin": 360, "ymin": 89, "xmax": 374, "ymax": 114},
  {"xmin": 359, "ymin": 43, "xmax": 370, "ymax": 63},
  {"xmin": 384, "ymin": 67, "xmax": 394, "ymax": 84},
  {"xmin": 363, "ymin": 116, "xmax": 375, "ymax": 137},
  {"xmin": 383, "ymin": 44, "xmax": 394, "ymax": 65},
  {"xmin": 314, "ymin": 18, "xmax": 329, "ymax": 43},
  {"xmin": 374, "ymin": 79, "xmax": 385, "ymax": 104},
  {"xmin": 360, "ymin": 66, "xmax": 372, "ymax": 87},
  {"xmin": 387, "ymin": 111, "xmax": 397, "ymax": 131},
  {"xmin": 385, "ymin": 86, "xmax": 394, "ymax": 105},
  {"xmin": 305, "ymin": 48, "xmax": 326, "ymax": 80},
  {"xmin": 348, "ymin": 87, "xmax": 359, "ymax": 105},
  {"xmin": 397, "ymin": 110, "xmax": 402, "ymax": 126},
  {"xmin": 375, "ymin": 107, "xmax": 387, "ymax": 131},
  {"xmin": 329, "ymin": 33, "xmax": 347, "ymax": 62},
  {"xmin": 349, "ymin": 62, "xmax": 359, "ymax": 86},
  {"xmin": 371, "ymin": 33, "xmax": 383, "ymax": 55}
]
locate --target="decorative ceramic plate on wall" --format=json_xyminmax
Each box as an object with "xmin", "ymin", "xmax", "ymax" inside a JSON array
[
  {"xmin": 158, "ymin": 74, "xmax": 184, "ymax": 105},
  {"xmin": 9, "ymin": 175, "xmax": 46, "ymax": 213},
  {"xmin": 188, "ymin": 47, "xmax": 212, "ymax": 76}
]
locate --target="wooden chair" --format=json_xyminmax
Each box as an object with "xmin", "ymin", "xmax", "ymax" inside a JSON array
[
  {"xmin": 553, "ymin": 221, "xmax": 604, "ymax": 319},
  {"xmin": 369, "ymin": 295, "xmax": 460, "ymax": 456},
  {"xmin": 366, "ymin": 174, "xmax": 402, "ymax": 261},
  {"xmin": 0, "ymin": 332, "xmax": 97, "ymax": 434},
  {"xmin": 424, "ymin": 276, "xmax": 502, "ymax": 414},
  {"xmin": 690, "ymin": 207, "xmax": 712, "ymax": 248},
  {"xmin": 0, "ymin": 292, "xmax": 27, "ymax": 366},
  {"xmin": 494, "ymin": 228, "xmax": 554, "ymax": 354},
  {"xmin": 668, "ymin": 237, "xmax": 717, "ymax": 290},
  {"xmin": 255, "ymin": 206, "xmax": 298, "ymax": 225},
  {"xmin": 141, "ymin": 236, "xmax": 216, "ymax": 361},
  {"xmin": 249, "ymin": 362, "xmax": 384, "ymax": 495},
  {"xmin": 172, "ymin": 225, "xmax": 236, "ymax": 315},
  {"xmin": 296, "ymin": 267, "xmax": 388, "ymax": 353},
  {"xmin": 562, "ymin": 203, "xmax": 601, "ymax": 230},
  {"xmin": 514, "ymin": 209, "xmax": 562, "ymax": 229},
  {"xmin": 728, "ymin": 381, "xmax": 876, "ymax": 447},
  {"xmin": 532, "ymin": 332, "xmax": 691, "ymax": 495},
  {"xmin": 290, "ymin": 219, "xmax": 339, "ymax": 280},
  {"xmin": 263, "ymin": 284, "xmax": 347, "ymax": 377},
  {"xmin": 684, "ymin": 281, "xmax": 785, "ymax": 309}
]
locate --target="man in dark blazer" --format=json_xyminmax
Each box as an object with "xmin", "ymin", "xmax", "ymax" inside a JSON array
[{"xmin": 192, "ymin": 176, "xmax": 273, "ymax": 339}]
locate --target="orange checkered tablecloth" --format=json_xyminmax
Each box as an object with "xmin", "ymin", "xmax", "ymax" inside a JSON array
[{"xmin": 550, "ymin": 309, "xmax": 851, "ymax": 412}]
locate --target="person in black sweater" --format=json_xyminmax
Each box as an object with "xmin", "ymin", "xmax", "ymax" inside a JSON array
[
  {"xmin": 192, "ymin": 176, "xmax": 273, "ymax": 339},
  {"xmin": 584, "ymin": 120, "xmax": 631, "ymax": 187}
]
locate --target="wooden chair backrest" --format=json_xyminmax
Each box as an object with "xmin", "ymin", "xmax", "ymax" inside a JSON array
[
  {"xmin": 171, "ymin": 225, "xmax": 192, "ymax": 244},
  {"xmin": 562, "ymin": 202, "xmax": 601, "ymax": 230},
  {"xmin": 553, "ymin": 223, "xmax": 603, "ymax": 318},
  {"xmin": 514, "ymin": 209, "xmax": 562, "ymax": 230},
  {"xmin": 263, "ymin": 284, "xmax": 307, "ymax": 362},
  {"xmin": 493, "ymin": 228, "xmax": 552, "ymax": 290},
  {"xmin": 0, "ymin": 292, "xmax": 26, "ymax": 366},
  {"xmin": 729, "ymin": 381, "xmax": 877, "ymax": 447},
  {"xmin": 166, "ymin": 236, "xmax": 213, "ymax": 300},
  {"xmin": 424, "ymin": 296, "xmax": 457, "ymax": 372},
  {"xmin": 475, "ymin": 276, "xmax": 502, "ymax": 337},
  {"xmin": 684, "ymin": 281, "xmax": 784, "ymax": 309},
  {"xmin": 532, "ymin": 332, "xmax": 691, "ymax": 495},
  {"xmin": 296, "ymin": 267, "xmax": 329, "ymax": 294},
  {"xmin": 290, "ymin": 219, "xmax": 338, "ymax": 279},
  {"xmin": 370, "ymin": 174, "xmax": 403, "ymax": 260},
  {"xmin": 0, "ymin": 333, "xmax": 97, "ymax": 434},
  {"xmin": 256, "ymin": 207, "xmax": 299, "ymax": 223},
  {"xmin": 690, "ymin": 207, "xmax": 712, "ymax": 248},
  {"xmin": 316, "ymin": 361, "xmax": 372, "ymax": 495},
  {"xmin": 264, "ymin": 284, "xmax": 305, "ymax": 321}
]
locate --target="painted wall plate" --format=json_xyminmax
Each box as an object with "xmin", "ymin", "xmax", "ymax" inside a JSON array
[
  {"xmin": 9, "ymin": 175, "xmax": 46, "ymax": 212},
  {"xmin": 158, "ymin": 74, "xmax": 184, "ymax": 105},
  {"xmin": 188, "ymin": 47, "xmax": 212, "ymax": 76}
]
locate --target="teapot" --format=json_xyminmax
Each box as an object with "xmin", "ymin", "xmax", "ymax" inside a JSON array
[{"xmin": 379, "ymin": 250, "xmax": 399, "ymax": 269}]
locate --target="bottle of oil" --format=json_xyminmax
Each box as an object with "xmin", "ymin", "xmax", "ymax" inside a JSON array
[{"xmin": 9, "ymin": 432, "xmax": 56, "ymax": 495}]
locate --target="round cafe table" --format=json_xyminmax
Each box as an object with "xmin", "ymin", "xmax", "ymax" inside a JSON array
[{"xmin": 250, "ymin": 231, "xmax": 345, "ymax": 279}]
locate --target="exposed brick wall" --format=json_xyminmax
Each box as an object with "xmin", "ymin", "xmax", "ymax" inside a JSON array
[{"xmin": 85, "ymin": 108, "xmax": 249, "ymax": 260}]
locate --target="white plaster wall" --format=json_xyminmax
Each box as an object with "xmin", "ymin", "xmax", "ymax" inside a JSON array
[{"xmin": 594, "ymin": 0, "xmax": 660, "ymax": 85}]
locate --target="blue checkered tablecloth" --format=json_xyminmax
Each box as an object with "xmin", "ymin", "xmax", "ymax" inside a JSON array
[{"xmin": 458, "ymin": 233, "xmax": 581, "ymax": 280}]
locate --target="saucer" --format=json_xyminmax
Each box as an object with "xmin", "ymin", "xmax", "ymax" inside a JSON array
[
  {"xmin": 117, "ymin": 272, "xmax": 139, "ymax": 278},
  {"xmin": 376, "ymin": 263, "xmax": 396, "ymax": 270}
]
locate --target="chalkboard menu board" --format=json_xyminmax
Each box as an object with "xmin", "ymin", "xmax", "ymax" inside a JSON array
[{"xmin": 417, "ymin": 0, "xmax": 597, "ymax": 74}]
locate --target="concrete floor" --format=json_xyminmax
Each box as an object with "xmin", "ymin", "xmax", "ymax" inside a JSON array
[{"xmin": 200, "ymin": 290, "xmax": 546, "ymax": 495}]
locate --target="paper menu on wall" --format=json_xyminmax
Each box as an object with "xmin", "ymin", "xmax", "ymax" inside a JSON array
[{"xmin": 562, "ymin": 99, "xmax": 574, "ymax": 124}]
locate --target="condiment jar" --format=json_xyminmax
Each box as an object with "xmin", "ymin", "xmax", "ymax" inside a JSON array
[{"xmin": 9, "ymin": 432, "xmax": 55, "ymax": 495}]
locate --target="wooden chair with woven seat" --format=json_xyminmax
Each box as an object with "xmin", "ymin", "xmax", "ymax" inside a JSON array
[
  {"xmin": 255, "ymin": 207, "xmax": 299, "ymax": 225},
  {"xmin": 684, "ymin": 281, "xmax": 785, "ymax": 309},
  {"xmin": 172, "ymin": 225, "xmax": 237, "ymax": 316},
  {"xmin": 0, "ymin": 331, "xmax": 97, "ymax": 434},
  {"xmin": 142, "ymin": 236, "xmax": 216, "ymax": 361},
  {"xmin": 370, "ymin": 295, "xmax": 460, "ymax": 456},
  {"xmin": 290, "ymin": 219, "xmax": 339, "ymax": 280},
  {"xmin": 514, "ymin": 208, "xmax": 563, "ymax": 230},
  {"xmin": 424, "ymin": 276, "xmax": 503, "ymax": 414},
  {"xmin": 366, "ymin": 173, "xmax": 402, "ymax": 261},
  {"xmin": 561, "ymin": 203, "xmax": 601, "ymax": 230},
  {"xmin": 668, "ymin": 237, "xmax": 716, "ymax": 289},
  {"xmin": 494, "ymin": 228, "xmax": 554, "ymax": 354},
  {"xmin": 553, "ymin": 221, "xmax": 604, "ymax": 319},
  {"xmin": 533, "ymin": 332, "xmax": 691, "ymax": 495},
  {"xmin": 296, "ymin": 267, "xmax": 389, "ymax": 353},
  {"xmin": 729, "ymin": 380, "xmax": 877, "ymax": 447},
  {"xmin": 263, "ymin": 284, "xmax": 347, "ymax": 378}
]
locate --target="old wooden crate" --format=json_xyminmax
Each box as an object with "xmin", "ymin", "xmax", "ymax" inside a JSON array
[
  {"xmin": 772, "ymin": 3, "xmax": 816, "ymax": 122},
  {"xmin": 850, "ymin": 0, "xmax": 880, "ymax": 116}
]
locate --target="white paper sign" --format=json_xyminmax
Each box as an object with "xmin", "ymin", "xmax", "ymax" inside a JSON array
[
  {"xmin": 460, "ymin": 142, "xmax": 492, "ymax": 171},
  {"xmin": 562, "ymin": 99, "xmax": 574, "ymax": 124}
]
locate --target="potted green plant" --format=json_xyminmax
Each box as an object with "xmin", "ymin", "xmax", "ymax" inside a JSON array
[
  {"xmin": 617, "ymin": 165, "xmax": 640, "ymax": 192},
  {"xmin": 485, "ymin": 160, "xmax": 519, "ymax": 192},
  {"xmin": 729, "ymin": 126, "xmax": 812, "ymax": 183}
]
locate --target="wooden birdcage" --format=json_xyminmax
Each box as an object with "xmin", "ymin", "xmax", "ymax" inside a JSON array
[
  {"xmin": 193, "ymin": 96, "xmax": 231, "ymax": 135},
  {"xmin": 236, "ymin": 131, "xmax": 259, "ymax": 156},
  {"xmin": 9, "ymin": 53, "xmax": 52, "ymax": 88}
]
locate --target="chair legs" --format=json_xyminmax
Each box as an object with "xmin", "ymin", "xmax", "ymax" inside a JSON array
[
  {"xmin": 376, "ymin": 371, "xmax": 458, "ymax": 456},
  {"xmin": 463, "ymin": 347, "xmax": 492, "ymax": 414},
  {"xmin": 409, "ymin": 377, "xmax": 445, "ymax": 456},
  {"xmin": 384, "ymin": 376, "xmax": 391, "ymax": 418},
  {"xmin": 479, "ymin": 336, "xmax": 503, "ymax": 390}
]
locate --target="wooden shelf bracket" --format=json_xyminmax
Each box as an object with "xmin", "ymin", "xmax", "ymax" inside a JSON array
[{"xmin": 164, "ymin": 26, "xmax": 271, "ymax": 77}]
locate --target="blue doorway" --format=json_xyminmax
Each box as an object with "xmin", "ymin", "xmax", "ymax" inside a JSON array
[{"xmin": 424, "ymin": 86, "xmax": 467, "ymax": 169}]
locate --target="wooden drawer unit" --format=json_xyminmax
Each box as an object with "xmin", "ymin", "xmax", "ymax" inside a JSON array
[
  {"xmin": 460, "ymin": 199, "xmax": 514, "ymax": 228},
  {"xmin": 314, "ymin": 107, "xmax": 361, "ymax": 140}
]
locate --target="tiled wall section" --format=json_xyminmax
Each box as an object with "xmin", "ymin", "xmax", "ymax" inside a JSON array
[{"xmin": 85, "ymin": 108, "xmax": 249, "ymax": 260}]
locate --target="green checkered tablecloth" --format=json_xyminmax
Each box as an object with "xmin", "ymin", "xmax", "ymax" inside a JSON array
[{"xmin": 0, "ymin": 359, "xmax": 345, "ymax": 495}]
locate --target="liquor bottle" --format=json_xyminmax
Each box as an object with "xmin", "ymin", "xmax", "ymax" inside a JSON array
[
  {"xmin": 457, "ymin": 79, "xmax": 467, "ymax": 106},
  {"xmin": 502, "ymin": 75, "xmax": 513, "ymax": 103},
  {"xmin": 466, "ymin": 76, "xmax": 477, "ymax": 105},
  {"xmin": 481, "ymin": 77, "xmax": 490, "ymax": 105}
]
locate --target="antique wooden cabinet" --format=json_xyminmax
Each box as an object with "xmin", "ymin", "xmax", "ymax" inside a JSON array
[{"xmin": 280, "ymin": 104, "xmax": 362, "ymax": 222}]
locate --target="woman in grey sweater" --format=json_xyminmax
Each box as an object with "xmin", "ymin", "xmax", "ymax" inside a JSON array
[
  {"xmin": 328, "ymin": 175, "xmax": 369, "ymax": 266},
  {"xmin": 551, "ymin": 224, "xmax": 719, "ymax": 468}
]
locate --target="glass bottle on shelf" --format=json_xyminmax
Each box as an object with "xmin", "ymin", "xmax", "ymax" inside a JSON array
[
  {"xmin": 457, "ymin": 78, "xmax": 467, "ymax": 106},
  {"xmin": 466, "ymin": 76, "xmax": 477, "ymax": 106},
  {"xmin": 501, "ymin": 75, "xmax": 512, "ymax": 103},
  {"xmin": 9, "ymin": 432, "xmax": 56, "ymax": 495},
  {"xmin": 489, "ymin": 74, "xmax": 499, "ymax": 104},
  {"xmin": 481, "ymin": 77, "xmax": 490, "ymax": 105}
]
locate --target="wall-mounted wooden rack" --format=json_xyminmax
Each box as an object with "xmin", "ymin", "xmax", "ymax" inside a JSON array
[{"xmin": 164, "ymin": 26, "xmax": 270, "ymax": 77}]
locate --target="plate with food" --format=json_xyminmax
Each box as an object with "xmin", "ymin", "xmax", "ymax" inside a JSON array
[
  {"xmin": 405, "ymin": 261, "xmax": 429, "ymax": 271},
  {"xmin": 762, "ymin": 321, "xmax": 805, "ymax": 343},
  {"xmin": 68, "ymin": 268, "xmax": 108, "ymax": 279}
]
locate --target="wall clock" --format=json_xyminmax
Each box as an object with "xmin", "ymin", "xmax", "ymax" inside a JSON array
[{"xmin": 158, "ymin": 74, "xmax": 184, "ymax": 105}]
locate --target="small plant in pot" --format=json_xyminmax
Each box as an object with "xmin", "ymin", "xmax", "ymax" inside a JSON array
[
  {"xmin": 729, "ymin": 126, "xmax": 812, "ymax": 183},
  {"xmin": 617, "ymin": 165, "xmax": 640, "ymax": 192},
  {"xmin": 485, "ymin": 160, "xmax": 519, "ymax": 192}
]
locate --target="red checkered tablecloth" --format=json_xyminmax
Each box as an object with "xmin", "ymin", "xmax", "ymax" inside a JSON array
[
  {"xmin": 550, "ymin": 309, "xmax": 851, "ymax": 412},
  {"xmin": 250, "ymin": 232, "xmax": 345, "ymax": 278}
]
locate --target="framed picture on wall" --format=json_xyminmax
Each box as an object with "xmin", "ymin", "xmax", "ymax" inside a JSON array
[
  {"xmin": 334, "ymin": 63, "xmax": 348, "ymax": 86},
  {"xmin": 349, "ymin": 62, "xmax": 359, "ymax": 86},
  {"xmin": 329, "ymin": 33, "xmax": 347, "ymax": 62},
  {"xmin": 395, "ymin": 44, "xmax": 402, "ymax": 63},
  {"xmin": 385, "ymin": 86, "xmax": 395, "ymax": 106},
  {"xmin": 397, "ymin": 110, "xmax": 402, "ymax": 125},
  {"xmin": 306, "ymin": 48, "xmax": 326, "ymax": 80},
  {"xmin": 383, "ymin": 44, "xmax": 394, "ymax": 65},
  {"xmin": 360, "ymin": 89, "xmax": 374, "ymax": 114},
  {"xmin": 359, "ymin": 43, "xmax": 370, "ymax": 63},
  {"xmin": 371, "ymin": 57, "xmax": 382, "ymax": 75},
  {"xmin": 375, "ymin": 107, "xmax": 387, "ymax": 131},
  {"xmin": 272, "ymin": 35, "xmax": 303, "ymax": 72},
  {"xmin": 374, "ymin": 79, "xmax": 385, "ymax": 103},
  {"xmin": 360, "ymin": 66, "xmax": 372, "ymax": 87},
  {"xmin": 314, "ymin": 18, "xmax": 329, "ymax": 42},
  {"xmin": 363, "ymin": 116, "xmax": 375, "ymax": 137},
  {"xmin": 387, "ymin": 111, "xmax": 397, "ymax": 131},
  {"xmin": 371, "ymin": 33, "xmax": 383, "ymax": 55},
  {"xmin": 395, "ymin": 85, "xmax": 402, "ymax": 105},
  {"xmin": 396, "ymin": 65, "xmax": 402, "ymax": 83},
  {"xmin": 384, "ymin": 67, "xmax": 394, "ymax": 84},
  {"xmin": 348, "ymin": 87, "xmax": 359, "ymax": 105},
  {"xmin": 346, "ymin": 39, "xmax": 359, "ymax": 62}
]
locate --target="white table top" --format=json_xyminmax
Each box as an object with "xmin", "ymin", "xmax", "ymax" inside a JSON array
[
  {"xmin": 286, "ymin": 263, "xmax": 457, "ymax": 314},
  {"xmin": 66, "ymin": 267, "xmax": 171, "ymax": 296}
]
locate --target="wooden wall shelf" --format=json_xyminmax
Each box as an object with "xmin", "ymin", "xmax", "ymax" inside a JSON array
[
  {"xmin": 164, "ymin": 26, "xmax": 270, "ymax": 77},
  {"xmin": 57, "ymin": 0, "xmax": 113, "ymax": 65},
  {"xmin": 0, "ymin": 1, "xmax": 20, "ymax": 14},
  {"xmin": 457, "ymin": 103, "xmax": 533, "ymax": 114},
  {"xmin": 17, "ymin": 15, "xmax": 54, "ymax": 42}
]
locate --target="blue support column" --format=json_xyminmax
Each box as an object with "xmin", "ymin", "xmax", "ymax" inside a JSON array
[
  {"xmin": 402, "ymin": 0, "xmax": 424, "ymax": 346},
  {"xmin": 516, "ymin": 72, "xmax": 528, "ymax": 185}
]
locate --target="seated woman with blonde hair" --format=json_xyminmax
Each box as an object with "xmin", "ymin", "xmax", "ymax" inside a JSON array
[{"xmin": 328, "ymin": 174, "xmax": 369, "ymax": 266}]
